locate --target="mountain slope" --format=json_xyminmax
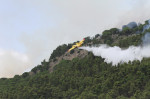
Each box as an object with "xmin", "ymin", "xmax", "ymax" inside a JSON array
[{"xmin": 0, "ymin": 20, "xmax": 150, "ymax": 98}]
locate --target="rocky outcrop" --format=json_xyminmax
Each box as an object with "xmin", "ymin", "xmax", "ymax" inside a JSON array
[{"xmin": 49, "ymin": 49, "xmax": 88, "ymax": 72}]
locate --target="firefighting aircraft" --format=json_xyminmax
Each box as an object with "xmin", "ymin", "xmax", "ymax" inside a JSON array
[{"xmin": 68, "ymin": 38, "xmax": 85, "ymax": 52}]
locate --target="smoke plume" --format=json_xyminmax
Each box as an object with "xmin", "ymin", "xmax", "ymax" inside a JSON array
[
  {"xmin": 81, "ymin": 33, "xmax": 150, "ymax": 65},
  {"xmin": 0, "ymin": 49, "xmax": 31, "ymax": 78}
]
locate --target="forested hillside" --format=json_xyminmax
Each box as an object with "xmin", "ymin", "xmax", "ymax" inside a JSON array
[{"xmin": 0, "ymin": 20, "xmax": 150, "ymax": 99}]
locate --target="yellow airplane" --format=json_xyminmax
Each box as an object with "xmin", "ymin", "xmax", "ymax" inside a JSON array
[{"xmin": 68, "ymin": 38, "xmax": 85, "ymax": 52}]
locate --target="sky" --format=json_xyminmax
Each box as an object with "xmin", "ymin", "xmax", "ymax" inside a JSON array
[{"xmin": 0, "ymin": 0, "xmax": 150, "ymax": 78}]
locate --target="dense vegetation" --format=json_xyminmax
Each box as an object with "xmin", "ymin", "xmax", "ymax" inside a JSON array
[
  {"xmin": 0, "ymin": 20, "xmax": 150, "ymax": 98},
  {"xmin": 0, "ymin": 53, "xmax": 150, "ymax": 99}
]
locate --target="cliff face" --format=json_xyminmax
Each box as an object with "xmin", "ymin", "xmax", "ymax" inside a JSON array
[
  {"xmin": 29, "ymin": 48, "xmax": 88, "ymax": 75},
  {"xmin": 49, "ymin": 48, "xmax": 88, "ymax": 72}
]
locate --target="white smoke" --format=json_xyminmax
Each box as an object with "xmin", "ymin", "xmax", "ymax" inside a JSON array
[
  {"xmin": 142, "ymin": 33, "xmax": 150, "ymax": 45},
  {"xmin": 81, "ymin": 33, "xmax": 150, "ymax": 65},
  {"xmin": 0, "ymin": 49, "xmax": 31, "ymax": 78}
]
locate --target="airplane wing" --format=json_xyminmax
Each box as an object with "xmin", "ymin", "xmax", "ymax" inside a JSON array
[
  {"xmin": 68, "ymin": 38, "xmax": 85, "ymax": 52},
  {"xmin": 68, "ymin": 45, "xmax": 77, "ymax": 52}
]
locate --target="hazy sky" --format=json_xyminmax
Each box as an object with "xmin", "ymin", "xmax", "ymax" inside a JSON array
[{"xmin": 0, "ymin": 0, "xmax": 150, "ymax": 78}]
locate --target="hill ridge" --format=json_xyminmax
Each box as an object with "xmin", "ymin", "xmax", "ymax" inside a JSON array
[{"xmin": 0, "ymin": 19, "xmax": 150, "ymax": 98}]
